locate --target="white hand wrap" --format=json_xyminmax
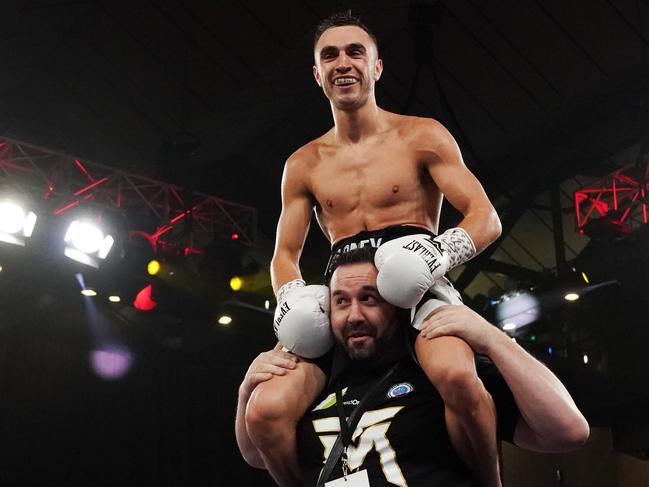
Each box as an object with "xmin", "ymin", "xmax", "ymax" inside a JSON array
[
  {"xmin": 411, "ymin": 277, "xmax": 463, "ymax": 330},
  {"xmin": 273, "ymin": 279, "xmax": 333, "ymax": 359},
  {"xmin": 374, "ymin": 228, "xmax": 475, "ymax": 308}
]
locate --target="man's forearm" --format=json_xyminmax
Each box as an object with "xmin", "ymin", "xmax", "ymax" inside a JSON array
[
  {"xmin": 270, "ymin": 252, "xmax": 303, "ymax": 296},
  {"xmin": 458, "ymin": 206, "xmax": 501, "ymax": 254},
  {"xmin": 486, "ymin": 331, "xmax": 589, "ymax": 450}
]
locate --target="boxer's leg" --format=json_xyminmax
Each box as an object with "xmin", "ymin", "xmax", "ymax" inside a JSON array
[
  {"xmin": 246, "ymin": 357, "xmax": 325, "ymax": 486},
  {"xmin": 415, "ymin": 335, "xmax": 501, "ymax": 487}
]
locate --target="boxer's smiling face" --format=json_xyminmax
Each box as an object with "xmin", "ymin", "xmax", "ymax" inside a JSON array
[
  {"xmin": 329, "ymin": 263, "xmax": 398, "ymax": 362},
  {"xmin": 313, "ymin": 26, "xmax": 383, "ymax": 110}
]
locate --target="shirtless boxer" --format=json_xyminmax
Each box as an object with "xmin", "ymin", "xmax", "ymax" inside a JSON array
[{"xmin": 240, "ymin": 12, "xmax": 502, "ymax": 487}]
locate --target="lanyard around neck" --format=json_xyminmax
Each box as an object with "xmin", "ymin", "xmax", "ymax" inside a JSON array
[{"xmin": 316, "ymin": 362, "xmax": 399, "ymax": 486}]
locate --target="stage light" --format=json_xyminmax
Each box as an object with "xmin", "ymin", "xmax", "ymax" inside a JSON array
[
  {"xmin": 108, "ymin": 295, "xmax": 121, "ymax": 303},
  {"xmin": 583, "ymin": 354, "xmax": 589, "ymax": 364},
  {"xmin": 230, "ymin": 276, "xmax": 243, "ymax": 291},
  {"xmin": 217, "ymin": 315, "xmax": 232, "ymax": 325},
  {"xmin": 64, "ymin": 220, "xmax": 115, "ymax": 268},
  {"xmin": 147, "ymin": 259, "xmax": 160, "ymax": 275},
  {"xmin": 502, "ymin": 323, "xmax": 517, "ymax": 331},
  {"xmin": 494, "ymin": 292, "xmax": 540, "ymax": 331},
  {"xmin": 0, "ymin": 265, "xmax": 3, "ymax": 272},
  {"xmin": 264, "ymin": 300, "xmax": 270, "ymax": 310},
  {"xmin": 0, "ymin": 201, "xmax": 37, "ymax": 246},
  {"xmin": 581, "ymin": 272, "xmax": 589, "ymax": 284},
  {"xmin": 134, "ymin": 284, "xmax": 157, "ymax": 311},
  {"xmin": 564, "ymin": 292, "xmax": 580, "ymax": 302},
  {"xmin": 90, "ymin": 348, "xmax": 133, "ymax": 380},
  {"xmin": 81, "ymin": 289, "xmax": 97, "ymax": 297},
  {"xmin": 547, "ymin": 346, "xmax": 553, "ymax": 355}
]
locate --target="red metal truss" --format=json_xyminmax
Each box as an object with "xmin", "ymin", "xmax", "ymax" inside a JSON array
[
  {"xmin": 0, "ymin": 137, "xmax": 257, "ymax": 250},
  {"xmin": 574, "ymin": 160, "xmax": 649, "ymax": 234}
]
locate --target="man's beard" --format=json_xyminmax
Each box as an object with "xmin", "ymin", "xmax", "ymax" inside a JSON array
[{"xmin": 341, "ymin": 321, "xmax": 402, "ymax": 368}]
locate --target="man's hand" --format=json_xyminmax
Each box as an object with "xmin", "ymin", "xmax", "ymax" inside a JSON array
[
  {"xmin": 240, "ymin": 343, "xmax": 299, "ymax": 398},
  {"xmin": 418, "ymin": 304, "xmax": 503, "ymax": 356}
]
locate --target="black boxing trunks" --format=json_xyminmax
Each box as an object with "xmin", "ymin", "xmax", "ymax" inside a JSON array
[{"xmin": 324, "ymin": 225, "xmax": 436, "ymax": 281}]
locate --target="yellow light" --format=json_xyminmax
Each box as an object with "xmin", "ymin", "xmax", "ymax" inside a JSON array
[
  {"xmin": 218, "ymin": 315, "xmax": 232, "ymax": 325},
  {"xmin": 581, "ymin": 271, "xmax": 589, "ymax": 284},
  {"xmin": 230, "ymin": 276, "xmax": 243, "ymax": 291},
  {"xmin": 81, "ymin": 289, "xmax": 97, "ymax": 297},
  {"xmin": 564, "ymin": 293, "xmax": 580, "ymax": 302},
  {"xmin": 147, "ymin": 260, "xmax": 160, "ymax": 275},
  {"xmin": 108, "ymin": 295, "xmax": 121, "ymax": 303},
  {"xmin": 0, "ymin": 265, "xmax": 3, "ymax": 272}
]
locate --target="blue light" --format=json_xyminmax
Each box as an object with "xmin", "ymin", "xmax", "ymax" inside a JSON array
[{"xmin": 547, "ymin": 346, "xmax": 553, "ymax": 355}]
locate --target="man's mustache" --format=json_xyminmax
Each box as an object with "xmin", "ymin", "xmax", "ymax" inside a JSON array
[{"xmin": 343, "ymin": 323, "xmax": 376, "ymax": 340}]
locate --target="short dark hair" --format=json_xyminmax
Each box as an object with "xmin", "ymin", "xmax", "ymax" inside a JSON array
[
  {"xmin": 313, "ymin": 10, "xmax": 379, "ymax": 54},
  {"xmin": 327, "ymin": 246, "xmax": 377, "ymax": 283}
]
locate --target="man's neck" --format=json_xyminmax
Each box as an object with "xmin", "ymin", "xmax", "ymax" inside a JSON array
[{"xmin": 331, "ymin": 100, "xmax": 384, "ymax": 144}]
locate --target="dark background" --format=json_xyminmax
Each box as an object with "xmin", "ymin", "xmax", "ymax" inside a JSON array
[{"xmin": 1, "ymin": 0, "xmax": 649, "ymax": 485}]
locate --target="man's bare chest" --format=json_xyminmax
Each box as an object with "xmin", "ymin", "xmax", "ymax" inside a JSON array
[{"xmin": 309, "ymin": 147, "xmax": 425, "ymax": 211}]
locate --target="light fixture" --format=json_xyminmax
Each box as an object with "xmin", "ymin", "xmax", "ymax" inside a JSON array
[
  {"xmin": 147, "ymin": 259, "xmax": 160, "ymax": 275},
  {"xmin": 583, "ymin": 354, "xmax": 589, "ymax": 364},
  {"xmin": 502, "ymin": 323, "xmax": 517, "ymax": 331},
  {"xmin": 217, "ymin": 315, "xmax": 232, "ymax": 325},
  {"xmin": 108, "ymin": 295, "xmax": 121, "ymax": 303},
  {"xmin": 64, "ymin": 220, "xmax": 114, "ymax": 268},
  {"xmin": 0, "ymin": 200, "xmax": 37, "ymax": 247},
  {"xmin": 264, "ymin": 300, "xmax": 270, "ymax": 310},
  {"xmin": 81, "ymin": 289, "xmax": 97, "ymax": 297},
  {"xmin": 230, "ymin": 276, "xmax": 243, "ymax": 291},
  {"xmin": 564, "ymin": 293, "xmax": 580, "ymax": 302}
]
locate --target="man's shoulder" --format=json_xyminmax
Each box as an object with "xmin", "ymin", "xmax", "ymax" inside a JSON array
[
  {"xmin": 286, "ymin": 131, "xmax": 333, "ymax": 168},
  {"xmin": 393, "ymin": 114, "xmax": 447, "ymax": 137}
]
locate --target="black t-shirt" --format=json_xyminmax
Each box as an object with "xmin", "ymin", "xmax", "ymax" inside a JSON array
[{"xmin": 296, "ymin": 353, "xmax": 518, "ymax": 487}]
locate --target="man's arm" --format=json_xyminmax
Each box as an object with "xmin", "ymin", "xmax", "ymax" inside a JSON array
[
  {"xmin": 235, "ymin": 344, "xmax": 299, "ymax": 468},
  {"xmin": 271, "ymin": 151, "xmax": 314, "ymax": 295},
  {"xmin": 419, "ymin": 119, "xmax": 501, "ymax": 252},
  {"xmin": 419, "ymin": 305, "xmax": 590, "ymax": 452}
]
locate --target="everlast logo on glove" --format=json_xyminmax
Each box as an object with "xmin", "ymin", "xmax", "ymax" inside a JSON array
[
  {"xmin": 402, "ymin": 237, "xmax": 445, "ymax": 274},
  {"xmin": 273, "ymin": 302, "xmax": 291, "ymax": 334}
]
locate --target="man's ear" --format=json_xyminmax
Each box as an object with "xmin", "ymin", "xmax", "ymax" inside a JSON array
[
  {"xmin": 374, "ymin": 58, "xmax": 383, "ymax": 81},
  {"xmin": 313, "ymin": 65, "xmax": 322, "ymax": 87}
]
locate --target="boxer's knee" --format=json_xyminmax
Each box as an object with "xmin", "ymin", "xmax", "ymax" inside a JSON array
[
  {"xmin": 246, "ymin": 378, "xmax": 302, "ymax": 447},
  {"xmin": 438, "ymin": 366, "xmax": 486, "ymax": 414}
]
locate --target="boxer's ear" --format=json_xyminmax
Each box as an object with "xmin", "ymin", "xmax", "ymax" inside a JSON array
[
  {"xmin": 313, "ymin": 65, "xmax": 323, "ymax": 87},
  {"xmin": 374, "ymin": 58, "xmax": 383, "ymax": 82}
]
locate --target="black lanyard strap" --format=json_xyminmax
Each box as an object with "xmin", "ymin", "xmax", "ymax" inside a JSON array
[{"xmin": 316, "ymin": 363, "xmax": 399, "ymax": 486}]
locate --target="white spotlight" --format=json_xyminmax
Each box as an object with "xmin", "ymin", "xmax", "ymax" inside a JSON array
[
  {"xmin": 564, "ymin": 293, "xmax": 580, "ymax": 302},
  {"xmin": 0, "ymin": 201, "xmax": 38, "ymax": 246},
  {"xmin": 217, "ymin": 315, "xmax": 232, "ymax": 325},
  {"xmin": 264, "ymin": 300, "xmax": 270, "ymax": 310},
  {"xmin": 583, "ymin": 354, "xmax": 589, "ymax": 364},
  {"xmin": 81, "ymin": 289, "xmax": 97, "ymax": 297},
  {"xmin": 502, "ymin": 323, "xmax": 517, "ymax": 331},
  {"xmin": 64, "ymin": 220, "xmax": 115, "ymax": 267},
  {"xmin": 108, "ymin": 295, "xmax": 121, "ymax": 303}
]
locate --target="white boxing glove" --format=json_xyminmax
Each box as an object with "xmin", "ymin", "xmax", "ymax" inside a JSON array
[
  {"xmin": 374, "ymin": 228, "xmax": 476, "ymax": 309},
  {"xmin": 273, "ymin": 279, "xmax": 334, "ymax": 359}
]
